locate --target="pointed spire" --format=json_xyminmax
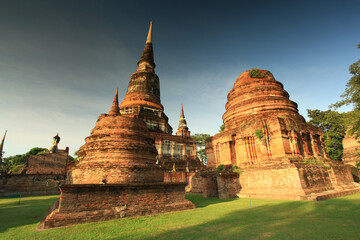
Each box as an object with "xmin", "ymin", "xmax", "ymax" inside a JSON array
[
  {"xmin": 177, "ymin": 104, "xmax": 190, "ymax": 137},
  {"xmin": 146, "ymin": 21, "xmax": 152, "ymax": 43},
  {"xmin": 0, "ymin": 130, "xmax": 7, "ymax": 166},
  {"xmin": 137, "ymin": 22, "xmax": 156, "ymax": 69},
  {"xmin": 109, "ymin": 88, "xmax": 120, "ymax": 116}
]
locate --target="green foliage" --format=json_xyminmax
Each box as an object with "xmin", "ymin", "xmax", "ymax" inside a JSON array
[
  {"xmin": 67, "ymin": 155, "xmax": 75, "ymax": 162},
  {"xmin": 254, "ymin": 129, "xmax": 264, "ymax": 139},
  {"xmin": 216, "ymin": 164, "xmax": 224, "ymax": 172},
  {"xmin": 232, "ymin": 165, "xmax": 243, "ymax": 174},
  {"xmin": 331, "ymin": 43, "xmax": 360, "ymax": 137},
  {"xmin": 26, "ymin": 147, "xmax": 48, "ymax": 156},
  {"xmin": 219, "ymin": 124, "xmax": 225, "ymax": 132},
  {"xmin": 307, "ymin": 109, "xmax": 345, "ymax": 161},
  {"xmin": 303, "ymin": 158, "xmax": 331, "ymax": 169},
  {"xmin": 249, "ymin": 68, "xmax": 267, "ymax": 78},
  {"xmin": 191, "ymin": 133, "xmax": 210, "ymax": 165},
  {"xmin": 9, "ymin": 164, "xmax": 25, "ymax": 174},
  {"xmin": 356, "ymin": 161, "xmax": 360, "ymax": 171},
  {"xmin": 1, "ymin": 147, "xmax": 48, "ymax": 174}
]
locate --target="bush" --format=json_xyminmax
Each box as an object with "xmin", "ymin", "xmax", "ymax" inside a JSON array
[
  {"xmin": 216, "ymin": 164, "xmax": 224, "ymax": 172},
  {"xmin": 254, "ymin": 129, "xmax": 264, "ymax": 139},
  {"xmin": 249, "ymin": 68, "xmax": 267, "ymax": 78},
  {"xmin": 232, "ymin": 165, "xmax": 243, "ymax": 174}
]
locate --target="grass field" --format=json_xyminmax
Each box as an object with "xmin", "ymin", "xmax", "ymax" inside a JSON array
[{"xmin": 1, "ymin": 194, "xmax": 360, "ymax": 240}]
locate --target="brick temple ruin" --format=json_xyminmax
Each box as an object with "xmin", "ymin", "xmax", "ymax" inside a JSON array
[
  {"xmin": 342, "ymin": 133, "xmax": 360, "ymax": 182},
  {"xmin": 39, "ymin": 22, "xmax": 196, "ymax": 229},
  {"xmin": 205, "ymin": 69, "xmax": 360, "ymax": 200},
  {"xmin": 0, "ymin": 134, "xmax": 68, "ymax": 198},
  {"xmin": 119, "ymin": 22, "xmax": 201, "ymax": 173}
]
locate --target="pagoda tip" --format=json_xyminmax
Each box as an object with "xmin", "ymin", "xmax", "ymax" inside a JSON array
[
  {"xmin": 109, "ymin": 88, "xmax": 120, "ymax": 116},
  {"xmin": 146, "ymin": 21, "xmax": 153, "ymax": 43}
]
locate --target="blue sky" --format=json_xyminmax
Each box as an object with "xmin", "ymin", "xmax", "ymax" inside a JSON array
[{"xmin": 0, "ymin": 0, "xmax": 359, "ymax": 157}]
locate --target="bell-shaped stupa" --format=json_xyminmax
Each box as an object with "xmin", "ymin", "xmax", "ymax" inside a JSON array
[
  {"xmin": 205, "ymin": 69, "xmax": 358, "ymax": 200},
  {"xmin": 69, "ymin": 89, "xmax": 163, "ymax": 184}
]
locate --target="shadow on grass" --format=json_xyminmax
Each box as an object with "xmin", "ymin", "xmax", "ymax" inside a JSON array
[
  {"xmin": 146, "ymin": 196, "xmax": 360, "ymax": 240},
  {"xmin": 0, "ymin": 195, "xmax": 59, "ymax": 233},
  {"xmin": 186, "ymin": 194, "xmax": 238, "ymax": 208}
]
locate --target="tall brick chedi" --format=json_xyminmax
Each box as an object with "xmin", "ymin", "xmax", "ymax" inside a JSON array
[
  {"xmin": 39, "ymin": 55, "xmax": 196, "ymax": 229},
  {"xmin": 120, "ymin": 22, "xmax": 201, "ymax": 172},
  {"xmin": 206, "ymin": 69, "xmax": 359, "ymax": 200}
]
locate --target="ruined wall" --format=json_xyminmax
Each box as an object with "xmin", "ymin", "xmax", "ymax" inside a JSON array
[
  {"xmin": 41, "ymin": 183, "xmax": 195, "ymax": 229},
  {"xmin": 217, "ymin": 173, "xmax": 240, "ymax": 199},
  {"xmin": 238, "ymin": 164, "xmax": 312, "ymax": 200},
  {"xmin": 24, "ymin": 149, "xmax": 68, "ymax": 174},
  {"xmin": 0, "ymin": 174, "xmax": 65, "ymax": 197},
  {"xmin": 164, "ymin": 172, "xmax": 187, "ymax": 183},
  {"xmin": 327, "ymin": 160, "xmax": 355, "ymax": 189},
  {"xmin": 201, "ymin": 172, "xmax": 218, "ymax": 197},
  {"xmin": 342, "ymin": 134, "xmax": 360, "ymax": 166},
  {"xmin": 186, "ymin": 172, "xmax": 202, "ymax": 194}
]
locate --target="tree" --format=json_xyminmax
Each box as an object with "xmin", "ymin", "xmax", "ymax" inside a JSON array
[
  {"xmin": 331, "ymin": 43, "xmax": 360, "ymax": 137},
  {"xmin": 191, "ymin": 133, "xmax": 210, "ymax": 165},
  {"xmin": 1, "ymin": 147, "xmax": 48, "ymax": 173},
  {"xmin": 307, "ymin": 109, "xmax": 345, "ymax": 161},
  {"xmin": 219, "ymin": 124, "xmax": 225, "ymax": 132}
]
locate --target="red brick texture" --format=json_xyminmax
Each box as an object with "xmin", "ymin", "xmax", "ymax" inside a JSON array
[
  {"xmin": 38, "ymin": 183, "xmax": 195, "ymax": 229},
  {"xmin": 68, "ymin": 115, "xmax": 164, "ymax": 184},
  {"xmin": 24, "ymin": 149, "xmax": 68, "ymax": 175},
  {"xmin": 40, "ymin": 108, "xmax": 195, "ymax": 229},
  {"xmin": 205, "ymin": 70, "xmax": 360, "ymax": 200},
  {"xmin": 0, "ymin": 174, "xmax": 65, "ymax": 197}
]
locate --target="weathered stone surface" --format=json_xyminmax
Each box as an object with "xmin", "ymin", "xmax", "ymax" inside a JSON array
[
  {"xmin": 39, "ymin": 183, "xmax": 194, "ymax": 229},
  {"xmin": 205, "ymin": 69, "xmax": 360, "ymax": 200},
  {"xmin": 118, "ymin": 23, "xmax": 201, "ymax": 172},
  {"xmin": 23, "ymin": 149, "xmax": 68, "ymax": 175},
  {"xmin": 342, "ymin": 133, "xmax": 359, "ymax": 167},
  {"xmin": 217, "ymin": 173, "xmax": 240, "ymax": 199},
  {"xmin": 0, "ymin": 174, "xmax": 65, "ymax": 197},
  {"xmin": 40, "ymin": 28, "xmax": 198, "ymax": 227},
  {"xmin": 186, "ymin": 172, "xmax": 203, "ymax": 194},
  {"xmin": 201, "ymin": 172, "xmax": 218, "ymax": 198},
  {"xmin": 68, "ymin": 113, "xmax": 163, "ymax": 184}
]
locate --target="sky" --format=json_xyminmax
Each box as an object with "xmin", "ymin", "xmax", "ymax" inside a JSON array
[{"xmin": 0, "ymin": 0, "xmax": 359, "ymax": 157}]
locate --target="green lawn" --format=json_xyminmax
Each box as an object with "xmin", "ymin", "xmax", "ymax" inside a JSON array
[{"xmin": 1, "ymin": 194, "xmax": 360, "ymax": 240}]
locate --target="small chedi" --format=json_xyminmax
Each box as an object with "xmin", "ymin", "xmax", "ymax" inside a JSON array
[
  {"xmin": 206, "ymin": 69, "xmax": 360, "ymax": 200},
  {"xmin": 119, "ymin": 22, "xmax": 202, "ymax": 173}
]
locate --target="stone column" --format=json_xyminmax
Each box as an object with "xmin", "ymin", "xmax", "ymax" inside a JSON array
[{"xmin": 310, "ymin": 135, "xmax": 320, "ymax": 158}]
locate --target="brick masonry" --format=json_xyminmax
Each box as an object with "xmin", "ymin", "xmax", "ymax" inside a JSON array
[
  {"xmin": 24, "ymin": 149, "xmax": 68, "ymax": 174},
  {"xmin": 38, "ymin": 183, "xmax": 195, "ymax": 229},
  {"xmin": 0, "ymin": 174, "xmax": 65, "ymax": 197},
  {"xmin": 205, "ymin": 69, "xmax": 360, "ymax": 200}
]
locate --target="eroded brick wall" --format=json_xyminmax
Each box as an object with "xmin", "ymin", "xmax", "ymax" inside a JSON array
[
  {"xmin": 164, "ymin": 172, "xmax": 187, "ymax": 183},
  {"xmin": 217, "ymin": 173, "xmax": 240, "ymax": 199},
  {"xmin": 186, "ymin": 172, "xmax": 203, "ymax": 194},
  {"xmin": 202, "ymin": 173, "xmax": 218, "ymax": 197},
  {"xmin": 42, "ymin": 183, "xmax": 195, "ymax": 229},
  {"xmin": 24, "ymin": 149, "xmax": 68, "ymax": 174},
  {"xmin": 0, "ymin": 174, "xmax": 65, "ymax": 197}
]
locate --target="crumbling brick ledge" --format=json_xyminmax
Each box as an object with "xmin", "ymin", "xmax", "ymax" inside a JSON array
[{"xmin": 37, "ymin": 182, "xmax": 195, "ymax": 230}]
